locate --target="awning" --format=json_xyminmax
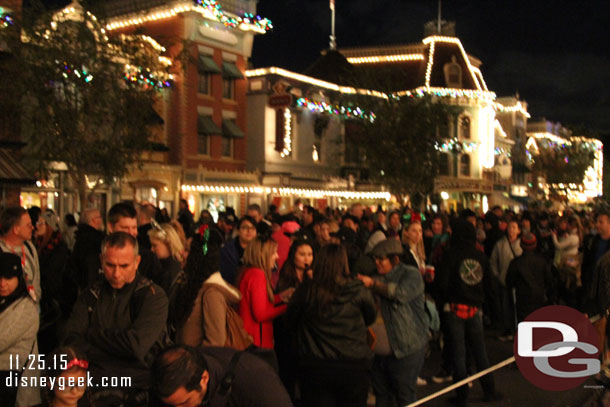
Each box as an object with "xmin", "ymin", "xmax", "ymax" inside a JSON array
[
  {"xmin": 222, "ymin": 119, "xmax": 244, "ymax": 138},
  {"xmin": 222, "ymin": 62, "xmax": 244, "ymax": 79},
  {"xmin": 0, "ymin": 149, "xmax": 36, "ymax": 185},
  {"xmin": 491, "ymin": 192, "xmax": 524, "ymax": 208},
  {"xmin": 198, "ymin": 116, "xmax": 221, "ymax": 135},
  {"xmin": 198, "ymin": 55, "xmax": 221, "ymax": 74}
]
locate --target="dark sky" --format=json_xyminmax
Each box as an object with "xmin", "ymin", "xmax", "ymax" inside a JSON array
[
  {"xmin": 35, "ymin": 0, "xmax": 610, "ymax": 135},
  {"xmin": 251, "ymin": 0, "xmax": 610, "ymax": 136}
]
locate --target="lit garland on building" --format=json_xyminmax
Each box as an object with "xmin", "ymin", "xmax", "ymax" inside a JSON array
[
  {"xmin": 296, "ymin": 98, "xmax": 376, "ymax": 123},
  {"xmin": 196, "ymin": 0, "xmax": 272, "ymax": 31},
  {"xmin": 106, "ymin": 1, "xmax": 272, "ymax": 33},
  {"xmin": 398, "ymin": 86, "xmax": 496, "ymax": 103},
  {"xmin": 436, "ymin": 138, "xmax": 480, "ymax": 153}
]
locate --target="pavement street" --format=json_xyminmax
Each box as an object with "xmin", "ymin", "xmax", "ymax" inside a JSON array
[{"xmin": 412, "ymin": 328, "xmax": 608, "ymax": 407}]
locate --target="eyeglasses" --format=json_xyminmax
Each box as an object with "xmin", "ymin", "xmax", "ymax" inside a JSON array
[{"xmin": 240, "ymin": 225, "xmax": 256, "ymax": 231}]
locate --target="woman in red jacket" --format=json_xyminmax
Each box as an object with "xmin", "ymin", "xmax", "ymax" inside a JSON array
[{"xmin": 239, "ymin": 235, "xmax": 294, "ymax": 349}]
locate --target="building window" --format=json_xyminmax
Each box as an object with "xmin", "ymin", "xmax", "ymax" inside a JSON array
[
  {"xmin": 459, "ymin": 116, "xmax": 471, "ymax": 139},
  {"xmin": 198, "ymin": 134, "xmax": 209, "ymax": 155},
  {"xmin": 443, "ymin": 55, "xmax": 462, "ymax": 88},
  {"xmin": 460, "ymin": 154, "xmax": 471, "ymax": 176},
  {"xmin": 221, "ymin": 119, "xmax": 243, "ymax": 159},
  {"xmin": 197, "ymin": 54, "xmax": 220, "ymax": 95},
  {"xmin": 198, "ymin": 72, "xmax": 211, "ymax": 95},
  {"xmin": 222, "ymin": 79, "xmax": 234, "ymax": 99},
  {"xmin": 439, "ymin": 153, "xmax": 450, "ymax": 176},
  {"xmin": 221, "ymin": 136, "xmax": 232, "ymax": 157},
  {"xmin": 197, "ymin": 115, "xmax": 221, "ymax": 156},
  {"xmin": 221, "ymin": 61, "xmax": 243, "ymax": 100}
]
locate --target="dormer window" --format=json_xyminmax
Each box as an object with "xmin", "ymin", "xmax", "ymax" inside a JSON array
[{"xmin": 443, "ymin": 55, "xmax": 462, "ymax": 88}]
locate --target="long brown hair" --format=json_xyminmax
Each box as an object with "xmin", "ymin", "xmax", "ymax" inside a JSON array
[
  {"xmin": 242, "ymin": 236, "xmax": 277, "ymax": 303},
  {"xmin": 304, "ymin": 243, "xmax": 349, "ymax": 316}
]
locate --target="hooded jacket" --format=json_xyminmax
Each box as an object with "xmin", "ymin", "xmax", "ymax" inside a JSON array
[
  {"xmin": 437, "ymin": 219, "xmax": 493, "ymax": 308},
  {"xmin": 178, "ymin": 272, "xmax": 243, "ymax": 347}
]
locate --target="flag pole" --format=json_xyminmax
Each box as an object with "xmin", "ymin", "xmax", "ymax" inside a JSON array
[{"xmin": 329, "ymin": 0, "xmax": 336, "ymax": 50}]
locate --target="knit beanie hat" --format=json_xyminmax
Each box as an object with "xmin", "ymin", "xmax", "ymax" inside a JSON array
[{"xmin": 520, "ymin": 232, "xmax": 537, "ymax": 251}]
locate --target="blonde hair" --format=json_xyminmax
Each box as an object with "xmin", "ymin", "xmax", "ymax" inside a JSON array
[
  {"xmin": 401, "ymin": 221, "xmax": 426, "ymax": 263},
  {"xmin": 243, "ymin": 237, "xmax": 278, "ymax": 303},
  {"xmin": 148, "ymin": 223, "xmax": 185, "ymax": 263}
]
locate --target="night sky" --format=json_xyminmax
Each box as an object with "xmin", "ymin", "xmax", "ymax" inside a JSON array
[
  {"xmin": 251, "ymin": 0, "xmax": 610, "ymax": 137},
  {"xmin": 35, "ymin": 0, "xmax": 610, "ymax": 136}
]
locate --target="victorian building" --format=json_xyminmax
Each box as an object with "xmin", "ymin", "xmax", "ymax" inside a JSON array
[{"xmin": 338, "ymin": 22, "xmax": 527, "ymax": 212}]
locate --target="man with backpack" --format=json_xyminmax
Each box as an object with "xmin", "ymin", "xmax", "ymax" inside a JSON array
[{"xmin": 63, "ymin": 232, "xmax": 169, "ymax": 406}]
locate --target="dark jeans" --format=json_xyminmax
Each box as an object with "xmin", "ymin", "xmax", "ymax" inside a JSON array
[
  {"xmin": 372, "ymin": 347, "xmax": 426, "ymax": 407},
  {"xmin": 298, "ymin": 363, "xmax": 370, "ymax": 407},
  {"xmin": 446, "ymin": 310, "xmax": 495, "ymax": 403},
  {"xmin": 499, "ymin": 285, "xmax": 516, "ymax": 333}
]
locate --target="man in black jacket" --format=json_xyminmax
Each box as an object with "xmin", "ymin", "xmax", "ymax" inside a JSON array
[
  {"xmin": 64, "ymin": 232, "xmax": 169, "ymax": 406},
  {"xmin": 152, "ymin": 345, "xmax": 293, "ymax": 407},
  {"xmin": 68, "ymin": 208, "xmax": 105, "ymax": 291},
  {"xmin": 436, "ymin": 219, "xmax": 502, "ymax": 407}
]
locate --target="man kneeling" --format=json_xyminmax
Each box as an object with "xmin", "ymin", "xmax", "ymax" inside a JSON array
[{"xmin": 152, "ymin": 345, "xmax": 292, "ymax": 407}]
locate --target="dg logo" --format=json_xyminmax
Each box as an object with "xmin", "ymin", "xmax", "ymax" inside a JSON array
[{"xmin": 514, "ymin": 305, "xmax": 600, "ymax": 391}]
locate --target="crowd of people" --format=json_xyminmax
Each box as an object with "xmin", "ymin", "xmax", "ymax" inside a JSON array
[{"xmin": 1, "ymin": 199, "xmax": 610, "ymax": 407}]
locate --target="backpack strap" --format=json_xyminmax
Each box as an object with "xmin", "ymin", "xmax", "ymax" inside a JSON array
[{"xmin": 218, "ymin": 351, "xmax": 243, "ymax": 398}]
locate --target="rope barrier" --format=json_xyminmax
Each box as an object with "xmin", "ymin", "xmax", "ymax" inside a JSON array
[
  {"xmin": 406, "ymin": 356, "xmax": 515, "ymax": 407},
  {"xmin": 405, "ymin": 314, "xmax": 603, "ymax": 407}
]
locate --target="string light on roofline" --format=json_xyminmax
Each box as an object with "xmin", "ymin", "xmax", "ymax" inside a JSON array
[
  {"xmin": 181, "ymin": 184, "xmax": 391, "ymax": 201},
  {"xmin": 347, "ymin": 54, "xmax": 424, "ymax": 64}
]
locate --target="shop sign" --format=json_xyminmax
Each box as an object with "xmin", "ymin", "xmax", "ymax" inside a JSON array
[{"xmin": 434, "ymin": 177, "xmax": 493, "ymax": 194}]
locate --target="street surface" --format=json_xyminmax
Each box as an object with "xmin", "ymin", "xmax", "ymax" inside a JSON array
[{"xmin": 412, "ymin": 327, "xmax": 607, "ymax": 407}]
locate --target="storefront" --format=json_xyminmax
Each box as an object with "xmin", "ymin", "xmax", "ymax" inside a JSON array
[{"xmin": 434, "ymin": 176, "xmax": 493, "ymax": 213}]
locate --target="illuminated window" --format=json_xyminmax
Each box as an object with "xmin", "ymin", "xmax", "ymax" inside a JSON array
[
  {"xmin": 443, "ymin": 55, "xmax": 462, "ymax": 88},
  {"xmin": 460, "ymin": 154, "xmax": 471, "ymax": 176}
]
